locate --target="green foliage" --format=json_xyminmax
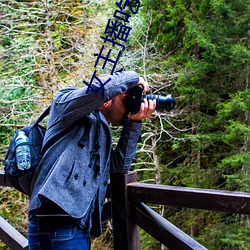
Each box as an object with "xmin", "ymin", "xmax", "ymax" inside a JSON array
[
  {"xmin": 197, "ymin": 214, "xmax": 250, "ymax": 250},
  {"xmin": 1, "ymin": 0, "xmax": 250, "ymax": 249},
  {"xmin": 0, "ymin": 188, "xmax": 29, "ymax": 237},
  {"xmin": 139, "ymin": 0, "xmax": 250, "ymax": 248},
  {"xmin": 140, "ymin": 229, "xmax": 159, "ymax": 249}
]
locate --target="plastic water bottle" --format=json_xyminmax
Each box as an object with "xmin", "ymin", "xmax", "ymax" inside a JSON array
[{"xmin": 15, "ymin": 131, "xmax": 31, "ymax": 170}]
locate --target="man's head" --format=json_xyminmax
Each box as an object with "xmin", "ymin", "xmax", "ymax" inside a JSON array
[
  {"xmin": 99, "ymin": 91, "xmax": 129, "ymax": 126},
  {"xmin": 99, "ymin": 74, "xmax": 156, "ymax": 125}
]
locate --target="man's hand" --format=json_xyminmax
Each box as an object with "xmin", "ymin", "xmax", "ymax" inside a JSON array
[
  {"xmin": 128, "ymin": 98, "xmax": 156, "ymax": 122},
  {"xmin": 137, "ymin": 77, "xmax": 148, "ymax": 93}
]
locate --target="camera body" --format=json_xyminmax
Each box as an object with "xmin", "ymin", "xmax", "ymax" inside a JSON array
[{"xmin": 127, "ymin": 85, "xmax": 175, "ymax": 114}]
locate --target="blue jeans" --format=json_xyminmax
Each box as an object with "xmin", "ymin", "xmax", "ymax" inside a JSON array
[{"xmin": 28, "ymin": 222, "xmax": 90, "ymax": 250}]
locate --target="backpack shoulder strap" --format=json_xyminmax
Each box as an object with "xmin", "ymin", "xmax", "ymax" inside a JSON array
[{"xmin": 34, "ymin": 105, "xmax": 50, "ymax": 126}]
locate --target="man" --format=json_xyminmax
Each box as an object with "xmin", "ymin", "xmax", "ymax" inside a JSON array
[{"xmin": 28, "ymin": 71, "xmax": 156, "ymax": 249}]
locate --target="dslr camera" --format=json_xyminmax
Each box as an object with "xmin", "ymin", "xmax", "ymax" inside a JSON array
[{"xmin": 127, "ymin": 85, "xmax": 175, "ymax": 114}]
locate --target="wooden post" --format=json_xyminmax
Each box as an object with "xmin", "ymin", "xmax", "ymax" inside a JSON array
[{"xmin": 110, "ymin": 171, "xmax": 140, "ymax": 250}]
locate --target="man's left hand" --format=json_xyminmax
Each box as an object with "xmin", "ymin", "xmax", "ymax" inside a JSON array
[{"xmin": 128, "ymin": 98, "xmax": 156, "ymax": 122}]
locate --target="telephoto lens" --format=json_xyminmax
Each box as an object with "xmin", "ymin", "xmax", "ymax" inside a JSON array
[
  {"xmin": 143, "ymin": 94, "xmax": 175, "ymax": 112},
  {"xmin": 127, "ymin": 85, "xmax": 176, "ymax": 114}
]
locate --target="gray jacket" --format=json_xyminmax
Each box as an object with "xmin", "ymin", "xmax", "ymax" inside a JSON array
[{"xmin": 29, "ymin": 71, "xmax": 142, "ymax": 236}]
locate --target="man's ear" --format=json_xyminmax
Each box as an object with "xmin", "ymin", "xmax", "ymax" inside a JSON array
[
  {"xmin": 100, "ymin": 101, "xmax": 110, "ymax": 110},
  {"xmin": 102, "ymin": 102, "xmax": 109, "ymax": 108}
]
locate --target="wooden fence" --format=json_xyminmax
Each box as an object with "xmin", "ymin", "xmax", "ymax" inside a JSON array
[{"xmin": 0, "ymin": 170, "xmax": 250, "ymax": 250}]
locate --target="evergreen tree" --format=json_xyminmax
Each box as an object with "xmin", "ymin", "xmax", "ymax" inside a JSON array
[{"xmin": 140, "ymin": 0, "xmax": 250, "ymax": 249}]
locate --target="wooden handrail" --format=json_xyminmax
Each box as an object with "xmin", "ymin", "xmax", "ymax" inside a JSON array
[
  {"xmin": 110, "ymin": 172, "xmax": 250, "ymax": 250},
  {"xmin": 130, "ymin": 202, "xmax": 207, "ymax": 250},
  {"xmin": 127, "ymin": 182, "xmax": 250, "ymax": 214},
  {"xmin": 0, "ymin": 216, "xmax": 28, "ymax": 250},
  {"xmin": 1, "ymin": 170, "xmax": 250, "ymax": 249}
]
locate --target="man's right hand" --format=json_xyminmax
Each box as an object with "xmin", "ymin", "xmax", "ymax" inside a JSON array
[{"xmin": 137, "ymin": 77, "xmax": 148, "ymax": 93}]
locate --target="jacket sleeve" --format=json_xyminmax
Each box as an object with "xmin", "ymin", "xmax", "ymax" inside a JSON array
[
  {"xmin": 111, "ymin": 118, "xmax": 142, "ymax": 174},
  {"xmin": 52, "ymin": 71, "xmax": 139, "ymax": 125},
  {"xmin": 44, "ymin": 71, "xmax": 139, "ymax": 141}
]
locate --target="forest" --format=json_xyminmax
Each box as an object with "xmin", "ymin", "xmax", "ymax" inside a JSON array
[{"xmin": 0, "ymin": 0, "xmax": 249, "ymax": 249}]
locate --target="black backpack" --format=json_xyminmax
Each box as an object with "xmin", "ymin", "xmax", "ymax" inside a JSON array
[{"xmin": 4, "ymin": 106, "xmax": 50, "ymax": 195}]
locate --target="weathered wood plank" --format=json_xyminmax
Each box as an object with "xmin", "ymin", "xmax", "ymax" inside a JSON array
[
  {"xmin": 0, "ymin": 216, "xmax": 28, "ymax": 250},
  {"xmin": 128, "ymin": 183, "xmax": 250, "ymax": 214},
  {"xmin": 130, "ymin": 202, "xmax": 207, "ymax": 250}
]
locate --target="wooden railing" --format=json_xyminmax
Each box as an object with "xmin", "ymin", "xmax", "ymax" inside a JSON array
[
  {"xmin": 0, "ymin": 170, "xmax": 29, "ymax": 250},
  {"xmin": 1, "ymin": 170, "xmax": 250, "ymax": 250}
]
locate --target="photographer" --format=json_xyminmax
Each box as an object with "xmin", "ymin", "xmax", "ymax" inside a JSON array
[{"xmin": 28, "ymin": 71, "xmax": 156, "ymax": 250}]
